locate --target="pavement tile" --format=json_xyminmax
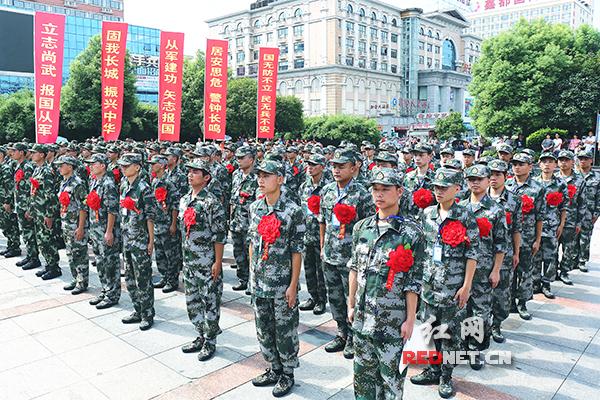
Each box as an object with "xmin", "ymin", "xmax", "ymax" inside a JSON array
[
  {"xmin": 33, "ymin": 319, "xmax": 113, "ymax": 354},
  {"xmin": 219, "ymin": 320, "xmax": 261, "ymax": 357},
  {"xmin": 12, "ymin": 305, "xmax": 86, "ymax": 334},
  {"xmin": 0, "ymin": 318, "xmax": 28, "ymax": 343},
  {"xmin": 553, "ymin": 377, "xmax": 600, "ymax": 400},
  {"xmin": 0, "ymin": 335, "xmax": 53, "ymax": 372},
  {"xmin": 33, "ymin": 381, "xmax": 109, "ymax": 400},
  {"xmin": 153, "ymin": 344, "xmax": 245, "ymax": 379},
  {"xmin": 119, "ymin": 318, "xmax": 195, "ymax": 356},
  {"xmin": 89, "ymin": 308, "xmax": 144, "ymax": 336}
]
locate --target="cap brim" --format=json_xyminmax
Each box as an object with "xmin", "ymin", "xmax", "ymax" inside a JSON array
[
  {"xmin": 432, "ymin": 181, "xmax": 453, "ymax": 187},
  {"xmin": 330, "ymin": 158, "xmax": 351, "ymax": 164},
  {"xmin": 370, "ymin": 179, "xmax": 399, "ymax": 186}
]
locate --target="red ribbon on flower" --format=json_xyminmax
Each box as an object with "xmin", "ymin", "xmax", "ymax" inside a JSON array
[
  {"xmin": 307, "ymin": 195, "xmax": 321, "ymax": 215},
  {"xmin": 86, "ymin": 190, "xmax": 101, "ymax": 222},
  {"xmin": 120, "ymin": 196, "xmax": 141, "ymax": 214},
  {"xmin": 546, "ymin": 191, "xmax": 563, "ymax": 207},
  {"xmin": 29, "ymin": 178, "xmax": 40, "ymax": 196},
  {"xmin": 15, "ymin": 169, "xmax": 24, "ymax": 189},
  {"xmin": 413, "ymin": 188, "xmax": 434, "ymax": 209},
  {"xmin": 368, "ymin": 162, "xmax": 376, "ymax": 171},
  {"xmin": 506, "ymin": 211, "xmax": 512, "ymax": 226},
  {"xmin": 567, "ymin": 184, "xmax": 576, "ymax": 205},
  {"xmin": 385, "ymin": 244, "xmax": 414, "ymax": 290},
  {"xmin": 333, "ymin": 203, "xmax": 357, "ymax": 239},
  {"xmin": 257, "ymin": 213, "xmax": 281, "ymax": 260},
  {"xmin": 292, "ymin": 166, "xmax": 300, "ymax": 176},
  {"xmin": 226, "ymin": 164, "xmax": 235, "ymax": 174},
  {"xmin": 112, "ymin": 168, "xmax": 121, "ymax": 184},
  {"xmin": 183, "ymin": 207, "xmax": 196, "ymax": 238},
  {"xmin": 521, "ymin": 195, "xmax": 534, "ymax": 214},
  {"xmin": 429, "ymin": 162, "xmax": 434, "ymax": 171},
  {"xmin": 239, "ymin": 191, "xmax": 251, "ymax": 204},
  {"xmin": 58, "ymin": 191, "xmax": 70, "ymax": 214},
  {"xmin": 441, "ymin": 220, "xmax": 468, "ymax": 247},
  {"xmin": 155, "ymin": 187, "xmax": 168, "ymax": 211},
  {"xmin": 476, "ymin": 217, "xmax": 493, "ymax": 238}
]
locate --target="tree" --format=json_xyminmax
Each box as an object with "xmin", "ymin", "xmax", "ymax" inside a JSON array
[
  {"xmin": 0, "ymin": 90, "xmax": 35, "ymax": 143},
  {"xmin": 275, "ymin": 96, "xmax": 304, "ymax": 138},
  {"xmin": 181, "ymin": 50, "xmax": 205, "ymax": 142},
  {"xmin": 61, "ymin": 35, "xmax": 138, "ymax": 140},
  {"xmin": 226, "ymin": 78, "xmax": 258, "ymax": 140},
  {"xmin": 129, "ymin": 103, "xmax": 158, "ymax": 142},
  {"xmin": 301, "ymin": 115, "xmax": 381, "ymax": 145},
  {"xmin": 435, "ymin": 112, "xmax": 466, "ymax": 141}
]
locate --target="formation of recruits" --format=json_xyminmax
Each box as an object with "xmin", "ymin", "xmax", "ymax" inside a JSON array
[{"xmin": 0, "ymin": 137, "xmax": 597, "ymax": 399}]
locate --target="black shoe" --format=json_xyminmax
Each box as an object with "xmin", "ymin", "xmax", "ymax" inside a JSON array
[
  {"xmin": 469, "ymin": 353, "xmax": 484, "ymax": 370},
  {"xmin": 182, "ymin": 337, "xmax": 205, "ymax": 353},
  {"xmin": 16, "ymin": 257, "xmax": 31, "ymax": 267},
  {"xmin": 272, "ymin": 373, "xmax": 294, "ymax": 397},
  {"xmin": 438, "ymin": 376, "xmax": 455, "ymax": 399},
  {"xmin": 153, "ymin": 278, "xmax": 166, "ymax": 289},
  {"xmin": 139, "ymin": 318, "xmax": 153, "ymax": 331},
  {"xmin": 71, "ymin": 286, "xmax": 88, "ymax": 295},
  {"xmin": 4, "ymin": 249, "xmax": 21, "ymax": 258},
  {"xmin": 579, "ymin": 264, "xmax": 589, "ymax": 272},
  {"xmin": 542, "ymin": 284, "xmax": 555, "ymax": 299},
  {"xmin": 313, "ymin": 302, "xmax": 326, "ymax": 315},
  {"xmin": 510, "ymin": 301, "xmax": 518, "ymax": 313},
  {"xmin": 533, "ymin": 283, "xmax": 542, "ymax": 294},
  {"xmin": 245, "ymin": 289, "xmax": 251, "ymax": 295},
  {"xmin": 517, "ymin": 302, "xmax": 532, "ymax": 320},
  {"xmin": 410, "ymin": 368, "xmax": 441, "ymax": 385},
  {"xmin": 343, "ymin": 336, "xmax": 354, "ymax": 359},
  {"xmin": 122, "ymin": 312, "xmax": 142, "ymax": 324},
  {"xmin": 162, "ymin": 283, "xmax": 177, "ymax": 293},
  {"xmin": 197, "ymin": 342, "xmax": 216, "ymax": 361},
  {"xmin": 36, "ymin": 268, "xmax": 49, "ymax": 277},
  {"xmin": 22, "ymin": 259, "xmax": 41, "ymax": 270},
  {"xmin": 298, "ymin": 298, "xmax": 315, "ymax": 311},
  {"xmin": 324, "ymin": 336, "xmax": 346, "ymax": 353},
  {"xmin": 230, "ymin": 264, "xmax": 237, "ymax": 269},
  {"xmin": 89, "ymin": 296, "xmax": 104, "ymax": 306},
  {"xmin": 91, "ymin": 260, "xmax": 97, "ymax": 267},
  {"xmin": 0, "ymin": 249, "xmax": 8, "ymax": 256},
  {"xmin": 559, "ymin": 273, "xmax": 573, "ymax": 285},
  {"xmin": 232, "ymin": 281, "xmax": 247, "ymax": 291},
  {"xmin": 252, "ymin": 368, "xmax": 281, "ymax": 387},
  {"xmin": 41, "ymin": 269, "xmax": 62, "ymax": 280},
  {"xmin": 96, "ymin": 299, "xmax": 118, "ymax": 309},
  {"xmin": 63, "ymin": 281, "xmax": 76, "ymax": 291},
  {"xmin": 492, "ymin": 326, "xmax": 506, "ymax": 343}
]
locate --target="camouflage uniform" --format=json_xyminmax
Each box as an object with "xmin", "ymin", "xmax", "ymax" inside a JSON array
[
  {"xmin": 13, "ymin": 158, "xmax": 38, "ymax": 261},
  {"xmin": 402, "ymin": 168, "xmax": 436, "ymax": 218},
  {"xmin": 577, "ymin": 157, "xmax": 600, "ymax": 268},
  {"xmin": 165, "ymin": 159, "xmax": 188, "ymax": 279},
  {"xmin": 0, "ymin": 154, "xmax": 20, "ymax": 253}
]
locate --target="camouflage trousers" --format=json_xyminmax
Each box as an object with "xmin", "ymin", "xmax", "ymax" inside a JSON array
[
  {"xmin": 16, "ymin": 208, "xmax": 38, "ymax": 259},
  {"xmin": 123, "ymin": 243, "xmax": 155, "ymax": 320},
  {"xmin": 89, "ymin": 225, "xmax": 121, "ymax": 303},
  {"xmin": 323, "ymin": 262, "xmax": 351, "ymax": 338},
  {"xmin": 420, "ymin": 301, "xmax": 467, "ymax": 378},
  {"xmin": 154, "ymin": 228, "xmax": 181, "ymax": 287},
  {"xmin": 559, "ymin": 227, "xmax": 579, "ymax": 273},
  {"xmin": 512, "ymin": 246, "xmax": 533, "ymax": 303},
  {"xmin": 578, "ymin": 225, "xmax": 594, "ymax": 267},
  {"xmin": 33, "ymin": 215, "xmax": 59, "ymax": 268},
  {"xmin": 492, "ymin": 257, "xmax": 514, "ymax": 327},
  {"xmin": 0, "ymin": 207, "xmax": 20, "ymax": 251},
  {"xmin": 253, "ymin": 296, "xmax": 299, "ymax": 375},
  {"xmin": 465, "ymin": 266, "xmax": 492, "ymax": 351},
  {"xmin": 231, "ymin": 231, "xmax": 249, "ymax": 283},
  {"xmin": 61, "ymin": 221, "xmax": 89, "ymax": 289},
  {"xmin": 183, "ymin": 265, "xmax": 223, "ymax": 345},
  {"xmin": 303, "ymin": 243, "xmax": 327, "ymax": 304},
  {"xmin": 353, "ymin": 333, "xmax": 407, "ymax": 400},
  {"xmin": 533, "ymin": 236, "xmax": 558, "ymax": 286}
]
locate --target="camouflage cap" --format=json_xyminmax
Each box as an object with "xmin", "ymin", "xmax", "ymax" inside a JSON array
[
  {"xmin": 256, "ymin": 160, "xmax": 284, "ymax": 176},
  {"xmin": 118, "ymin": 152, "xmax": 143, "ymax": 166},
  {"xmin": 363, "ymin": 143, "xmax": 375, "ymax": 150},
  {"xmin": 476, "ymin": 155, "xmax": 494, "ymax": 165},
  {"xmin": 520, "ymin": 148, "xmax": 536, "ymax": 158},
  {"xmin": 0, "ymin": 145, "xmax": 6, "ymax": 154},
  {"xmin": 511, "ymin": 153, "xmax": 533, "ymax": 164},
  {"xmin": 53, "ymin": 155, "xmax": 79, "ymax": 167},
  {"xmin": 557, "ymin": 150, "xmax": 574, "ymax": 160},
  {"xmin": 85, "ymin": 153, "xmax": 109, "ymax": 165},
  {"xmin": 148, "ymin": 143, "xmax": 161, "ymax": 152},
  {"xmin": 432, "ymin": 167, "xmax": 463, "ymax": 188},
  {"xmin": 401, "ymin": 145, "xmax": 413, "ymax": 154},
  {"xmin": 164, "ymin": 147, "xmax": 183, "ymax": 157},
  {"xmin": 185, "ymin": 159, "xmax": 211, "ymax": 174},
  {"xmin": 235, "ymin": 145, "xmax": 255, "ymax": 158},
  {"xmin": 149, "ymin": 154, "xmax": 168, "ymax": 165},
  {"xmin": 412, "ymin": 143, "xmax": 433, "ymax": 154},
  {"xmin": 576, "ymin": 149, "xmax": 593, "ymax": 159},
  {"xmin": 370, "ymin": 167, "xmax": 404, "ymax": 186},
  {"xmin": 8, "ymin": 143, "xmax": 28, "ymax": 152},
  {"xmin": 311, "ymin": 146, "xmax": 324, "ymax": 155},
  {"xmin": 378, "ymin": 142, "xmax": 396, "ymax": 152},
  {"xmin": 539, "ymin": 151, "xmax": 557, "ymax": 161},
  {"xmin": 440, "ymin": 146, "xmax": 454, "ymax": 155},
  {"xmin": 46, "ymin": 144, "xmax": 59, "ymax": 152},
  {"xmin": 373, "ymin": 151, "xmax": 398, "ymax": 164},
  {"xmin": 462, "ymin": 148, "xmax": 476, "ymax": 157},
  {"xmin": 488, "ymin": 159, "xmax": 509, "ymax": 173},
  {"xmin": 191, "ymin": 145, "xmax": 211, "ymax": 157},
  {"xmin": 497, "ymin": 143, "xmax": 514, "ymax": 154},
  {"xmin": 330, "ymin": 148, "xmax": 356, "ymax": 164},
  {"xmin": 465, "ymin": 164, "xmax": 491, "ymax": 178},
  {"xmin": 307, "ymin": 153, "xmax": 327, "ymax": 167},
  {"xmin": 107, "ymin": 145, "xmax": 120, "ymax": 154},
  {"xmin": 30, "ymin": 144, "xmax": 48, "ymax": 153},
  {"xmin": 264, "ymin": 152, "xmax": 284, "ymax": 162},
  {"xmin": 444, "ymin": 158, "xmax": 463, "ymax": 170},
  {"xmin": 286, "ymin": 145, "xmax": 299, "ymax": 153}
]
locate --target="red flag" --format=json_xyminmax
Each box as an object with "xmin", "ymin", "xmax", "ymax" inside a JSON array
[
  {"xmin": 34, "ymin": 12, "xmax": 65, "ymax": 144},
  {"xmin": 101, "ymin": 21, "xmax": 128, "ymax": 142},
  {"xmin": 203, "ymin": 39, "xmax": 229, "ymax": 141},
  {"xmin": 158, "ymin": 31, "xmax": 184, "ymax": 142},
  {"xmin": 256, "ymin": 47, "xmax": 279, "ymax": 139}
]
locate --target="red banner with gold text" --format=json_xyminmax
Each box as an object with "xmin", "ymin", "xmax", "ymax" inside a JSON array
[
  {"xmin": 34, "ymin": 12, "xmax": 65, "ymax": 144},
  {"xmin": 256, "ymin": 47, "xmax": 279, "ymax": 139},
  {"xmin": 203, "ymin": 39, "xmax": 229, "ymax": 141},
  {"xmin": 158, "ymin": 31, "xmax": 184, "ymax": 142},
  {"xmin": 101, "ymin": 22, "xmax": 128, "ymax": 142}
]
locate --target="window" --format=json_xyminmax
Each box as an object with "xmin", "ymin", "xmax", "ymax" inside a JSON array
[
  {"xmin": 418, "ymin": 41, "xmax": 424, "ymax": 50},
  {"xmin": 236, "ymin": 51, "xmax": 245, "ymax": 62},
  {"xmin": 252, "ymin": 35, "xmax": 262, "ymax": 45},
  {"xmin": 249, "ymin": 65, "xmax": 258, "ymax": 75},
  {"xmin": 358, "ymin": 59, "xmax": 366, "ymax": 68},
  {"xmin": 381, "ymin": 47, "xmax": 388, "ymax": 56},
  {"xmin": 358, "ymin": 41, "xmax": 366, "ymax": 53},
  {"xmin": 381, "ymin": 63, "xmax": 388, "ymax": 72},
  {"xmin": 278, "ymin": 27, "xmax": 288, "ymax": 39},
  {"xmin": 370, "ymin": 44, "xmax": 377, "ymax": 54},
  {"xmin": 427, "ymin": 43, "xmax": 432, "ymax": 52},
  {"xmin": 419, "ymin": 27, "xmax": 424, "ymax": 35},
  {"xmin": 253, "ymin": 50, "xmax": 259, "ymax": 61},
  {"xmin": 381, "ymin": 31, "xmax": 388, "ymax": 41},
  {"xmin": 435, "ymin": 46, "xmax": 440, "ymax": 54},
  {"xmin": 418, "ymin": 55, "xmax": 424, "ymax": 64},
  {"xmin": 371, "ymin": 12, "xmax": 377, "ymax": 21},
  {"xmin": 236, "ymin": 66, "xmax": 245, "ymax": 76},
  {"xmin": 346, "ymin": 56, "xmax": 354, "ymax": 66},
  {"xmin": 279, "ymin": 61, "xmax": 289, "ymax": 71},
  {"xmin": 442, "ymin": 39, "xmax": 456, "ymax": 70},
  {"xmin": 294, "ymin": 42, "xmax": 304, "ymax": 53},
  {"xmin": 427, "ymin": 57, "xmax": 432, "ymax": 67},
  {"xmin": 267, "ymin": 32, "xmax": 273, "ymax": 42},
  {"xmin": 278, "ymin": 12, "xmax": 286, "ymax": 22},
  {"xmin": 346, "ymin": 37, "xmax": 355, "ymax": 48},
  {"xmin": 391, "ymin": 49, "xmax": 397, "ymax": 58},
  {"xmin": 280, "ymin": 44, "xmax": 288, "ymax": 55},
  {"xmin": 435, "ymin": 60, "xmax": 440, "ymax": 69},
  {"xmin": 294, "ymin": 59, "xmax": 304, "ymax": 69},
  {"xmin": 294, "ymin": 8, "xmax": 303, "ymax": 18},
  {"xmin": 391, "ymin": 33, "xmax": 398, "ymax": 43},
  {"xmin": 427, "ymin": 29, "xmax": 432, "ymax": 37},
  {"xmin": 370, "ymin": 27, "xmax": 378, "ymax": 38},
  {"xmin": 370, "ymin": 60, "xmax": 377, "ymax": 70},
  {"xmin": 359, "ymin": 25, "xmax": 366, "ymax": 37},
  {"xmin": 435, "ymin": 32, "xmax": 440, "ymax": 40},
  {"xmin": 293, "ymin": 25, "xmax": 304, "ymax": 36},
  {"xmin": 391, "ymin": 18, "xmax": 397, "ymax": 27},
  {"xmin": 267, "ymin": 17, "xmax": 273, "ymax": 26},
  {"xmin": 254, "ymin": 20, "xmax": 261, "ymax": 28},
  {"xmin": 382, "ymin": 15, "xmax": 387, "ymax": 24},
  {"xmin": 236, "ymin": 37, "xmax": 244, "ymax": 47},
  {"xmin": 391, "ymin": 65, "xmax": 397, "ymax": 73},
  {"xmin": 359, "ymin": 8, "xmax": 365, "ymax": 18},
  {"xmin": 347, "ymin": 4, "xmax": 353, "ymax": 14},
  {"xmin": 346, "ymin": 21, "xmax": 355, "ymax": 32}
]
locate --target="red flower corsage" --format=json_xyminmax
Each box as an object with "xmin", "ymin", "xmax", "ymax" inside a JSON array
[
  {"xmin": 567, "ymin": 184, "xmax": 576, "ymax": 205},
  {"xmin": 30, "ymin": 178, "xmax": 40, "ymax": 196},
  {"xmin": 521, "ymin": 195, "xmax": 534, "ymax": 214},
  {"xmin": 257, "ymin": 213, "xmax": 281, "ymax": 260},
  {"xmin": 441, "ymin": 220, "xmax": 468, "ymax": 248},
  {"xmin": 385, "ymin": 244, "xmax": 414, "ymax": 290},
  {"xmin": 333, "ymin": 203, "xmax": 356, "ymax": 239},
  {"xmin": 183, "ymin": 207, "xmax": 196, "ymax": 238},
  {"xmin": 546, "ymin": 191, "xmax": 563, "ymax": 207},
  {"xmin": 15, "ymin": 169, "xmax": 24, "ymax": 189},
  {"xmin": 226, "ymin": 164, "xmax": 235, "ymax": 174},
  {"xmin": 120, "ymin": 196, "xmax": 141, "ymax": 214},
  {"xmin": 413, "ymin": 188, "xmax": 434, "ymax": 209},
  {"xmin": 239, "ymin": 191, "xmax": 251, "ymax": 204},
  {"xmin": 307, "ymin": 195, "xmax": 321, "ymax": 215},
  {"xmin": 86, "ymin": 190, "xmax": 101, "ymax": 221},
  {"xmin": 59, "ymin": 192, "xmax": 70, "ymax": 214},
  {"xmin": 506, "ymin": 211, "xmax": 512, "ymax": 226},
  {"xmin": 476, "ymin": 217, "xmax": 492, "ymax": 238}
]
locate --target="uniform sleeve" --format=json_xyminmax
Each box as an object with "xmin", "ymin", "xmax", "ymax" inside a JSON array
[
  {"xmin": 317, "ymin": 186, "xmax": 328, "ymax": 224},
  {"xmin": 576, "ymin": 181, "xmax": 588, "ymax": 227},
  {"xmin": 594, "ymin": 177, "xmax": 600, "ymax": 217},
  {"xmin": 288, "ymin": 207, "xmax": 306, "ymax": 255},
  {"xmin": 493, "ymin": 208, "xmax": 508, "ymax": 255},
  {"xmin": 141, "ymin": 185, "xmax": 156, "ymax": 222},
  {"xmin": 347, "ymin": 221, "xmax": 363, "ymax": 272},
  {"xmin": 75, "ymin": 181, "xmax": 88, "ymax": 212},
  {"xmin": 210, "ymin": 197, "xmax": 227, "ymax": 244},
  {"xmin": 512, "ymin": 196, "xmax": 522, "ymax": 237},
  {"xmin": 104, "ymin": 180, "xmax": 120, "ymax": 215},
  {"xmin": 357, "ymin": 188, "xmax": 376, "ymax": 220},
  {"xmin": 403, "ymin": 228, "xmax": 424, "ymax": 294},
  {"xmin": 559, "ymin": 182, "xmax": 569, "ymax": 213},
  {"xmin": 464, "ymin": 210, "xmax": 480, "ymax": 262},
  {"xmin": 534, "ymin": 190, "xmax": 546, "ymax": 222}
]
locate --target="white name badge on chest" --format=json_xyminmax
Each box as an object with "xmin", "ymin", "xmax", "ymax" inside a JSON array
[{"xmin": 433, "ymin": 243, "xmax": 443, "ymax": 263}]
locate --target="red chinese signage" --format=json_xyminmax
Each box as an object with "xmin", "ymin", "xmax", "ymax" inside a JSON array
[
  {"xmin": 101, "ymin": 22, "xmax": 128, "ymax": 142},
  {"xmin": 256, "ymin": 47, "xmax": 279, "ymax": 139},
  {"xmin": 33, "ymin": 12, "xmax": 65, "ymax": 144},
  {"xmin": 158, "ymin": 31, "xmax": 184, "ymax": 142},
  {"xmin": 203, "ymin": 39, "xmax": 229, "ymax": 141}
]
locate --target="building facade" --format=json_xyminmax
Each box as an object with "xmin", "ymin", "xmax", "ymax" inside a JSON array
[
  {"xmin": 0, "ymin": 0, "xmax": 123, "ymax": 20},
  {"xmin": 207, "ymin": 0, "xmax": 480, "ymax": 134}
]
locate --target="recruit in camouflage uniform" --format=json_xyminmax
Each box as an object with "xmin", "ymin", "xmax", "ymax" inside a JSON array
[
  {"xmin": 349, "ymin": 167, "xmax": 425, "ymax": 400},
  {"xmin": 576, "ymin": 149, "xmax": 600, "ymax": 272},
  {"xmin": 0, "ymin": 146, "xmax": 21, "ymax": 257},
  {"xmin": 119, "ymin": 153, "xmax": 157, "ymax": 330},
  {"xmin": 85, "ymin": 153, "xmax": 122, "ymax": 309},
  {"xmin": 319, "ymin": 149, "xmax": 375, "ymax": 358},
  {"xmin": 411, "ymin": 168, "xmax": 480, "ymax": 399},
  {"xmin": 56, "ymin": 156, "xmax": 90, "ymax": 293},
  {"xmin": 248, "ymin": 160, "xmax": 306, "ymax": 398},
  {"xmin": 403, "ymin": 143, "xmax": 436, "ymax": 218},
  {"xmin": 164, "ymin": 147, "xmax": 188, "ymax": 282},
  {"xmin": 179, "ymin": 160, "xmax": 227, "ymax": 361}
]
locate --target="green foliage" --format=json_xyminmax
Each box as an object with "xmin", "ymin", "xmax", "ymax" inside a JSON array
[
  {"xmin": 0, "ymin": 90, "xmax": 35, "ymax": 143},
  {"xmin": 181, "ymin": 50, "xmax": 205, "ymax": 142},
  {"xmin": 226, "ymin": 78, "xmax": 258, "ymax": 140},
  {"xmin": 301, "ymin": 115, "xmax": 381, "ymax": 145},
  {"xmin": 525, "ymin": 128, "xmax": 568, "ymax": 151},
  {"xmin": 60, "ymin": 35, "xmax": 138, "ymax": 140},
  {"xmin": 470, "ymin": 20, "xmax": 600, "ymax": 138},
  {"xmin": 435, "ymin": 112, "xmax": 466, "ymax": 141},
  {"xmin": 129, "ymin": 103, "xmax": 158, "ymax": 142},
  {"xmin": 275, "ymin": 96, "xmax": 304, "ymax": 138}
]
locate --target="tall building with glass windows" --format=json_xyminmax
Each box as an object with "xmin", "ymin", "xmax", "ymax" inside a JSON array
[
  {"xmin": 207, "ymin": 0, "xmax": 480, "ymax": 135},
  {"xmin": 0, "ymin": 2, "xmax": 159, "ymax": 104},
  {"xmin": 0, "ymin": 0, "xmax": 124, "ymax": 20}
]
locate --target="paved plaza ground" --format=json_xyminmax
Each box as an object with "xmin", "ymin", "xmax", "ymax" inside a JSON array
[{"xmin": 1, "ymin": 228, "xmax": 599, "ymax": 400}]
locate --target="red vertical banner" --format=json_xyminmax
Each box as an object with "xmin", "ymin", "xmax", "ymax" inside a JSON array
[
  {"xmin": 203, "ymin": 39, "xmax": 229, "ymax": 141},
  {"xmin": 101, "ymin": 21, "xmax": 128, "ymax": 142},
  {"xmin": 158, "ymin": 31, "xmax": 184, "ymax": 142},
  {"xmin": 33, "ymin": 12, "xmax": 65, "ymax": 144},
  {"xmin": 257, "ymin": 48, "xmax": 279, "ymax": 139}
]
